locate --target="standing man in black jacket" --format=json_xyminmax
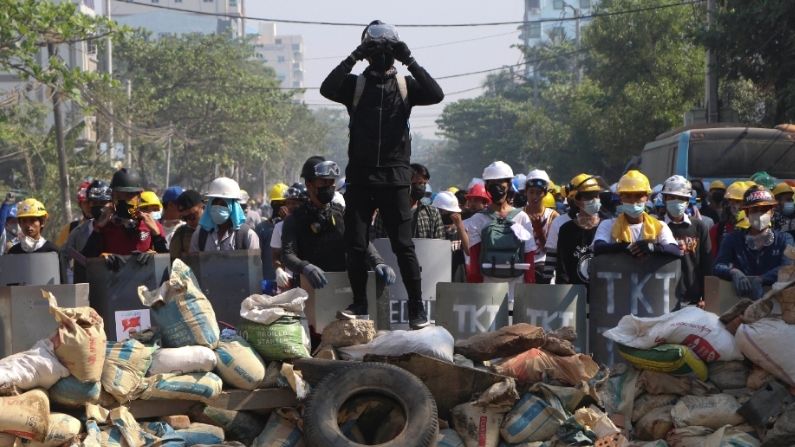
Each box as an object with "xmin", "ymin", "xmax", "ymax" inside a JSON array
[{"xmin": 320, "ymin": 20, "xmax": 444, "ymax": 328}]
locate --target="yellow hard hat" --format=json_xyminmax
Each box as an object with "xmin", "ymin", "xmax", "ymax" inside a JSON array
[
  {"xmin": 709, "ymin": 180, "xmax": 727, "ymax": 191},
  {"xmin": 725, "ymin": 181, "xmax": 755, "ymax": 201},
  {"xmin": 617, "ymin": 170, "xmax": 652, "ymax": 194},
  {"xmin": 269, "ymin": 183, "xmax": 289, "ymax": 201},
  {"xmin": 17, "ymin": 198, "xmax": 48, "ymax": 219},
  {"xmin": 548, "ymin": 181, "xmax": 560, "ymax": 195},
  {"xmin": 735, "ymin": 210, "xmax": 750, "ymax": 230},
  {"xmin": 447, "ymin": 186, "xmax": 460, "ymax": 194},
  {"xmin": 568, "ymin": 173, "xmax": 601, "ymax": 198},
  {"xmin": 542, "ymin": 192, "xmax": 556, "ymax": 210},
  {"xmin": 772, "ymin": 182, "xmax": 794, "ymax": 197},
  {"xmin": 139, "ymin": 191, "xmax": 162, "ymax": 210}
]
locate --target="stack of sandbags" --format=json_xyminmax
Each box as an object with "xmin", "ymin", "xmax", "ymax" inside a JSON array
[{"xmin": 238, "ymin": 289, "xmax": 311, "ymax": 362}]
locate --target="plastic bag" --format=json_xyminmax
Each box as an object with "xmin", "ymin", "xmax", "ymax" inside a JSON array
[
  {"xmin": 338, "ymin": 326, "xmax": 455, "ymax": 363},
  {"xmin": 0, "ymin": 338, "xmax": 69, "ymax": 390},
  {"xmin": 603, "ymin": 307, "xmax": 742, "ymax": 362}
]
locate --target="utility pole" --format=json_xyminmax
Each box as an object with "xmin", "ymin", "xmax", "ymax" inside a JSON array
[
  {"xmin": 574, "ymin": 7, "xmax": 581, "ymax": 85},
  {"xmin": 705, "ymin": 0, "xmax": 719, "ymax": 123},
  {"xmin": 105, "ymin": 0, "xmax": 114, "ymax": 152},
  {"xmin": 125, "ymin": 79, "xmax": 132, "ymax": 167},
  {"xmin": 165, "ymin": 123, "xmax": 172, "ymax": 188},
  {"xmin": 48, "ymin": 43, "xmax": 73, "ymax": 223}
]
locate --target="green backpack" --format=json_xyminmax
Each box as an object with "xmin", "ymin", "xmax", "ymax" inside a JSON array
[{"xmin": 478, "ymin": 208, "xmax": 525, "ymax": 278}]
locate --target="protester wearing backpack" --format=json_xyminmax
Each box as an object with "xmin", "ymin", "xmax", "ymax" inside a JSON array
[
  {"xmin": 462, "ymin": 161, "xmax": 537, "ymax": 301},
  {"xmin": 189, "ymin": 177, "xmax": 259, "ymax": 253}
]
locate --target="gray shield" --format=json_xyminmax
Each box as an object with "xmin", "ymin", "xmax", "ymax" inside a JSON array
[
  {"xmin": 300, "ymin": 271, "xmax": 376, "ymax": 333},
  {"xmin": 0, "ymin": 252, "xmax": 61, "ymax": 286},
  {"xmin": 513, "ymin": 284, "xmax": 587, "ymax": 352},
  {"xmin": 434, "ymin": 282, "xmax": 510, "ymax": 340}
]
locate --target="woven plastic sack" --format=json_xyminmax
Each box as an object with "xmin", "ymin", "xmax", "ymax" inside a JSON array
[
  {"xmin": 0, "ymin": 338, "xmax": 69, "ymax": 391},
  {"xmin": 240, "ymin": 317, "xmax": 310, "ymax": 361},
  {"xmin": 49, "ymin": 375, "xmax": 101, "ymax": 408},
  {"xmin": 45, "ymin": 291, "xmax": 107, "ymax": 382},
  {"xmin": 141, "ymin": 371, "xmax": 223, "ymax": 403},
  {"xmin": 214, "ymin": 335, "xmax": 266, "ymax": 390},
  {"xmin": 617, "ymin": 344, "xmax": 708, "ymax": 380},
  {"xmin": 102, "ymin": 339, "xmax": 155, "ymax": 402},
  {"xmin": 0, "ymin": 389, "xmax": 49, "ymax": 441}
]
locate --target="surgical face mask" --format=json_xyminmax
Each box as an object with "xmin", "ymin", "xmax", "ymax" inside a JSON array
[
  {"xmin": 749, "ymin": 212, "xmax": 772, "ymax": 231},
  {"xmin": 581, "ymin": 199, "xmax": 601, "ymax": 216},
  {"xmin": 487, "ymin": 184, "xmax": 507, "ymax": 203},
  {"xmin": 20, "ymin": 235, "xmax": 41, "ymax": 253},
  {"xmin": 316, "ymin": 186, "xmax": 335, "ymax": 205},
  {"xmin": 618, "ymin": 202, "xmax": 646, "ymax": 218},
  {"xmin": 410, "ymin": 184, "xmax": 426, "ymax": 202},
  {"xmin": 209, "ymin": 205, "xmax": 230, "ymax": 225},
  {"xmin": 666, "ymin": 200, "xmax": 688, "ymax": 218},
  {"xmin": 150, "ymin": 211, "xmax": 162, "ymax": 221},
  {"xmin": 783, "ymin": 201, "xmax": 795, "ymax": 217}
]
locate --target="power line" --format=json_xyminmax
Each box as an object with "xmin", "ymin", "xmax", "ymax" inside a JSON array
[{"xmin": 118, "ymin": 0, "xmax": 704, "ymax": 28}]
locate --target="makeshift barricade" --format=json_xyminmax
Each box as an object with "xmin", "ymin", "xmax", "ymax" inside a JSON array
[
  {"xmin": 372, "ymin": 238, "xmax": 452, "ymax": 329},
  {"xmin": 86, "ymin": 254, "xmax": 170, "ymax": 341},
  {"xmin": 0, "ymin": 284, "xmax": 89, "ymax": 357},
  {"xmin": 300, "ymin": 271, "xmax": 376, "ymax": 333},
  {"xmin": 589, "ymin": 254, "xmax": 680, "ymax": 365},
  {"xmin": 434, "ymin": 282, "xmax": 510, "ymax": 340},
  {"xmin": 184, "ymin": 250, "xmax": 262, "ymax": 327},
  {"xmin": 0, "ymin": 252, "xmax": 60, "ymax": 286},
  {"xmin": 513, "ymin": 284, "xmax": 587, "ymax": 352},
  {"xmin": 703, "ymin": 275, "xmax": 769, "ymax": 316}
]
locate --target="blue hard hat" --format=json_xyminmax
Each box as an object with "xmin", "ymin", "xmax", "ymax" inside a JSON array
[{"xmin": 162, "ymin": 186, "xmax": 185, "ymax": 205}]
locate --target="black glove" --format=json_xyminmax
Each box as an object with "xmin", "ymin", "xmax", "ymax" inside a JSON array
[
  {"xmin": 636, "ymin": 240, "xmax": 656, "ymax": 256},
  {"xmin": 302, "ymin": 263, "xmax": 328, "ymax": 289},
  {"xmin": 731, "ymin": 269, "xmax": 751, "ymax": 296},
  {"xmin": 392, "ymin": 41, "xmax": 415, "ymax": 65},
  {"xmin": 104, "ymin": 254, "xmax": 127, "ymax": 272},
  {"xmin": 351, "ymin": 42, "xmax": 375, "ymax": 61},
  {"xmin": 749, "ymin": 276, "xmax": 765, "ymax": 300},
  {"xmin": 133, "ymin": 251, "xmax": 154, "ymax": 266}
]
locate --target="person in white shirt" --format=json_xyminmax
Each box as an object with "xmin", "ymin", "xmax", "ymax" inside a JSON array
[{"xmin": 189, "ymin": 177, "xmax": 259, "ymax": 253}]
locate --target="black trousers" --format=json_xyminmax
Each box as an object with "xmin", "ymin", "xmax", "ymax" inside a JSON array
[{"xmin": 344, "ymin": 184, "xmax": 422, "ymax": 303}]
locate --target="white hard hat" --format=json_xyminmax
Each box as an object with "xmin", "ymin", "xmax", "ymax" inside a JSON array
[
  {"xmin": 526, "ymin": 169, "xmax": 551, "ymax": 190},
  {"xmin": 661, "ymin": 175, "xmax": 692, "ymax": 198},
  {"xmin": 205, "ymin": 177, "xmax": 242, "ymax": 200},
  {"xmin": 482, "ymin": 161, "xmax": 514, "ymax": 181},
  {"xmin": 432, "ymin": 191, "xmax": 461, "ymax": 213},
  {"xmin": 467, "ymin": 177, "xmax": 485, "ymax": 190}
]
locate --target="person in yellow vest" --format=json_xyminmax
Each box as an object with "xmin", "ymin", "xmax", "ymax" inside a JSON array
[
  {"xmin": 592, "ymin": 170, "xmax": 681, "ymax": 258},
  {"xmin": 8, "ymin": 199, "xmax": 58, "ymax": 254}
]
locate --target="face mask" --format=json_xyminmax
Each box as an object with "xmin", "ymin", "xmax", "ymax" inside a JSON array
[
  {"xmin": 150, "ymin": 211, "xmax": 162, "ymax": 221},
  {"xmin": 783, "ymin": 202, "xmax": 795, "ymax": 217},
  {"xmin": 210, "ymin": 205, "xmax": 230, "ymax": 225},
  {"xmin": 316, "ymin": 186, "xmax": 335, "ymax": 205},
  {"xmin": 20, "ymin": 235, "xmax": 41, "ymax": 253},
  {"xmin": 420, "ymin": 197, "xmax": 432, "ymax": 206},
  {"xmin": 666, "ymin": 200, "xmax": 688, "ymax": 218},
  {"xmin": 581, "ymin": 199, "xmax": 601, "ymax": 216},
  {"xmin": 618, "ymin": 202, "xmax": 646, "ymax": 218},
  {"xmin": 90, "ymin": 205, "xmax": 105, "ymax": 220},
  {"xmin": 441, "ymin": 214, "xmax": 453, "ymax": 225},
  {"xmin": 370, "ymin": 52, "xmax": 394, "ymax": 72},
  {"xmin": 487, "ymin": 184, "xmax": 507, "ymax": 203},
  {"xmin": 512, "ymin": 194, "xmax": 528, "ymax": 208},
  {"xmin": 115, "ymin": 200, "xmax": 133, "ymax": 219},
  {"xmin": 749, "ymin": 212, "xmax": 772, "ymax": 231},
  {"xmin": 410, "ymin": 184, "xmax": 426, "ymax": 202}
]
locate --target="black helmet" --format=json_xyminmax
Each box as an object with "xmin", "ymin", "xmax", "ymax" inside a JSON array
[
  {"xmin": 110, "ymin": 169, "xmax": 143, "ymax": 193},
  {"xmin": 87, "ymin": 180, "xmax": 112, "ymax": 202},
  {"xmin": 285, "ymin": 183, "xmax": 308, "ymax": 201},
  {"xmin": 301, "ymin": 155, "xmax": 326, "ymax": 181}
]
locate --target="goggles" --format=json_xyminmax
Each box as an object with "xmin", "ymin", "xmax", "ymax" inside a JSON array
[
  {"xmin": 363, "ymin": 24, "xmax": 400, "ymax": 43},
  {"xmin": 88, "ymin": 186, "xmax": 113, "ymax": 202},
  {"xmin": 314, "ymin": 161, "xmax": 341, "ymax": 179},
  {"xmin": 526, "ymin": 178, "xmax": 549, "ymax": 191}
]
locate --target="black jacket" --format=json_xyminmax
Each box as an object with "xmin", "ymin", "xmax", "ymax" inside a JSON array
[
  {"xmin": 320, "ymin": 59, "xmax": 444, "ymax": 186},
  {"xmin": 281, "ymin": 202, "xmax": 384, "ymax": 273}
]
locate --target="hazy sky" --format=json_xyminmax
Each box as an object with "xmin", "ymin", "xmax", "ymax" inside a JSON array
[{"xmin": 246, "ymin": 1, "xmax": 527, "ymax": 138}]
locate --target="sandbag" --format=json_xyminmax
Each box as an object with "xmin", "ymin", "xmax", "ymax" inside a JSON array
[
  {"xmin": 500, "ymin": 393, "xmax": 567, "ymax": 443},
  {"xmin": 603, "ymin": 307, "xmax": 743, "ymax": 361},
  {"xmin": 735, "ymin": 319, "xmax": 795, "ymax": 386},
  {"xmin": 102, "ymin": 339, "xmax": 155, "ymax": 402},
  {"xmin": 148, "ymin": 346, "xmax": 217, "ymax": 375},
  {"xmin": 618, "ymin": 344, "xmax": 708, "ymax": 380},
  {"xmin": 0, "ymin": 338, "xmax": 69, "ymax": 391},
  {"xmin": 574, "ymin": 407, "xmax": 620, "ymax": 439},
  {"xmin": 195, "ymin": 406, "xmax": 266, "ymax": 445},
  {"xmin": 252, "ymin": 408, "xmax": 304, "ymax": 447},
  {"xmin": 240, "ymin": 317, "xmax": 311, "ymax": 361},
  {"xmin": 214, "ymin": 335, "xmax": 266, "ymax": 390},
  {"xmin": 240, "ymin": 289, "xmax": 309, "ymax": 325},
  {"xmin": 451, "ymin": 401, "xmax": 505, "ymax": 447},
  {"xmin": 107, "ymin": 407, "xmax": 148, "ymax": 447},
  {"xmin": 176, "ymin": 423, "xmax": 225, "ymax": 446},
  {"xmin": 493, "ymin": 348, "xmax": 599, "ymax": 386},
  {"xmin": 671, "ymin": 394, "xmax": 744, "ymax": 429},
  {"xmin": 633, "ymin": 394, "xmax": 678, "ymax": 423},
  {"xmin": 437, "ymin": 428, "xmax": 465, "ymax": 447},
  {"xmin": 707, "ymin": 361, "xmax": 749, "ymax": 391},
  {"xmin": 138, "ymin": 259, "xmax": 220, "ymax": 348},
  {"xmin": 635, "ymin": 405, "xmax": 674, "ymax": 441},
  {"xmin": 666, "ymin": 425, "xmax": 760, "ymax": 447},
  {"xmin": 141, "ymin": 371, "xmax": 223, "ymax": 403},
  {"xmin": 21, "ymin": 413, "xmax": 81, "ymax": 447},
  {"xmin": 637, "ymin": 370, "xmax": 716, "ymax": 396},
  {"xmin": 45, "ymin": 291, "xmax": 107, "ymax": 382},
  {"xmin": 337, "ymin": 326, "xmax": 455, "ymax": 363},
  {"xmin": 49, "ymin": 375, "xmax": 101, "ymax": 408},
  {"xmin": 0, "ymin": 389, "xmax": 49, "ymax": 441},
  {"xmin": 0, "ymin": 434, "xmax": 14, "ymax": 447}
]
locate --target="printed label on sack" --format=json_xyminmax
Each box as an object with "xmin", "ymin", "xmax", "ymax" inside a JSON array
[
  {"xmin": 682, "ymin": 334, "xmax": 720, "ymax": 362},
  {"xmin": 478, "ymin": 415, "xmax": 488, "ymax": 447}
]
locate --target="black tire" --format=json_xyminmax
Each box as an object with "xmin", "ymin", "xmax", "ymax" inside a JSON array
[{"xmin": 303, "ymin": 363, "xmax": 439, "ymax": 447}]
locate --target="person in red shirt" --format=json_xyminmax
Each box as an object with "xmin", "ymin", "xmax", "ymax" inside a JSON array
[{"xmin": 81, "ymin": 169, "xmax": 167, "ymax": 270}]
